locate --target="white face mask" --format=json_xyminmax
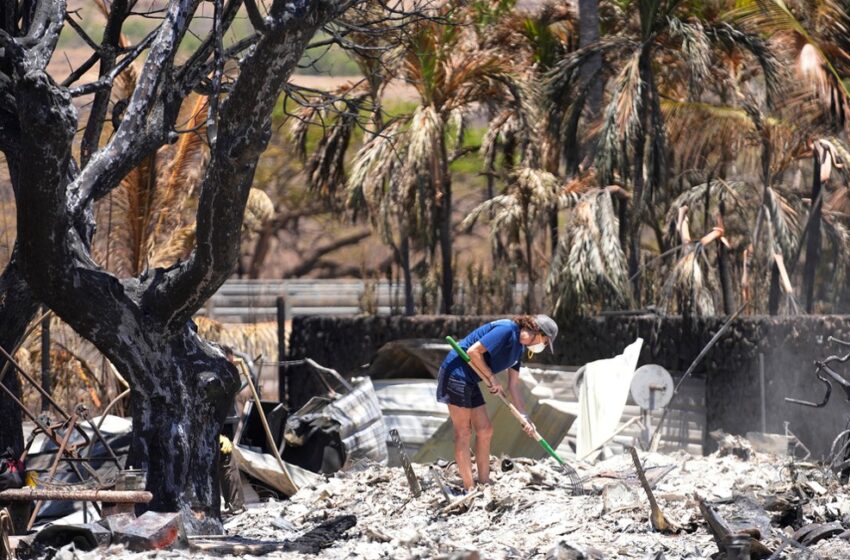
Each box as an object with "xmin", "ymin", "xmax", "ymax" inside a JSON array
[{"xmin": 527, "ymin": 342, "xmax": 546, "ymax": 354}]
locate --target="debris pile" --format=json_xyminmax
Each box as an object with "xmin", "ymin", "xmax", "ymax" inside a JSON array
[{"xmin": 30, "ymin": 444, "xmax": 850, "ymax": 559}]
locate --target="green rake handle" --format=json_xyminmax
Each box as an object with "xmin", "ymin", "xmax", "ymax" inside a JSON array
[{"xmin": 445, "ymin": 336, "xmax": 566, "ymax": 466}]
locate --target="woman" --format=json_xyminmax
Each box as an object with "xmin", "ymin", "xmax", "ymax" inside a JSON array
[{"xmin": 437, "ymin": 314, "xmax": 558, "ymax": 490}]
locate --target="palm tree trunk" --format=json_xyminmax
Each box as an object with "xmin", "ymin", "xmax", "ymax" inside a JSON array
[
  {"xmin": 628, "ymin": 54, "xmax": 652, "ymax": 304},
  {"xmin": 400, "ymin": 234, "xmax": 414, "ymax": 315},
  {"xmin": 437, "ymin": 129, "xmax": 453, "ymax": 314},
  {"xmin": 769, "ymin": 263, "xmax": 781, "ymax": 315},
  {"xmin": 525, "ymin": 221, "xmax": 535, "ymax": 313},
  {"xmin": 578, "ymin": 0, "xmax": 602, "ymax": 160},
  {"xmin": 803, "ymin": 147, "xmax": 822, "ymax": 313},
  {"xmin": 717, "ymin": 200, "xmax": 734, "ymax": 315}
]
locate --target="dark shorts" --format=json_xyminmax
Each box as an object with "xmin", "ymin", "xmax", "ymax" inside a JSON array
[{"xmin": 436, "ymin": 369, "xmax": 485, "ymax": 408}]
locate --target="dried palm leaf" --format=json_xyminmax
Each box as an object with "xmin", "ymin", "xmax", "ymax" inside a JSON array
[
  {"xmin": 149, "ymin": 225, "xmax": 196, "ymax": 268},
  {"xmin": 243, "ymin": 188, "xmax": 275, "ymax": 235},
  {"xmin": 195, "ymin": 317, "xmax": 279, "ymax": 364},
  {"xmin": 548, "ymin": 189, "xmax": 630, "ymax": 314},
  {"xmin": 151, "ymin": 95, "xmax": 210, "ymax": 242},
  {"xmin": 765, "ymin": 186, "xmax": 800, "ymax": 258},
  {"xmin": 668, "ymin": 17, "xmax": 712, "ymax": 93},
  {"xmin": 596, "ymin": 50, "xmax": 644, "ymax": 185}
]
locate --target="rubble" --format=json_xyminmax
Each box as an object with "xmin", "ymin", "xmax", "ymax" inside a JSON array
[
  {"xmin": 28, "ymin": 445, "xmax": 850, "ymax": 560},
  {"xmin": 111, "ymin": 511, "xmax": 180, "ymax": 551}
]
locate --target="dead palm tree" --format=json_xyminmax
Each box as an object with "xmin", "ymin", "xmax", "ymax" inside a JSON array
[
  {"xmin": 544, "ymin": 0, "xmax": 783, "ymax": 305},
  {"xmin": 547, "ymin": 185, "xmax": 632, "ymax": 315},
  {"xmin": 463, "ymin": 2, "xmax": 581, "ymax": 310},
  {"xmin": 400, "ymin": 6, "xmax": 512, "ymax": 312},
  {"xmin": 462, "ymin": 167, "xmax": 567, "ymax": 310}
]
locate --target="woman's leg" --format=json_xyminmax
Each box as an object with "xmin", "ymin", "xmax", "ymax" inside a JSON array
[
  {"xmin": 447, "ymin": 404, "xmax": 475, "ymax": 490},
  {"xmin": 470, "ymin": 405, "xmax": 494, "ymax": 484}
]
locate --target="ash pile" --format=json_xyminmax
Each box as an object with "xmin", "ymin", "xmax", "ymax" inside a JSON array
[{"xmin": 40, "ymin": 439, "xmax": 850, "ymax": 559}]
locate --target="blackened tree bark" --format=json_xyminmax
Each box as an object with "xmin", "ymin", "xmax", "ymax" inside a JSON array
[
  {"xmin": 0, "ymin": 0, "xmax": 372, "ymax": 525},
  {"xmin": 0, "ymin": 253, "xmax": 39, "ymax": 458},
  {"xmin": 768, "ymin": 263, "xmax": 781, "ymax": 315}
]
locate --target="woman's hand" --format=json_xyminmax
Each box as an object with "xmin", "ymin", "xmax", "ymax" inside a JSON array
[
  {"xmin": 521, "ymin": 415, "xmax": 536, "ymax": 438},
  {"xmin": 487, "ymin": 380, "xmax": 503, "ymax": 395}
]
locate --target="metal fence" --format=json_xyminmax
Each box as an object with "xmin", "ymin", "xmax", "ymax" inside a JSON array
[{"xmin": 196, "ymin": 279, "xmax": 533, "ymax": 321}]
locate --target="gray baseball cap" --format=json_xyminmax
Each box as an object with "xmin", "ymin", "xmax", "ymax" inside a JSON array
[{"xmin": 534, "ymin": 314, "xmax": 558, "ymax": 353}]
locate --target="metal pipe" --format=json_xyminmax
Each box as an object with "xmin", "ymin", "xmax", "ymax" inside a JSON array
[
  {"xmin": 96, "ymin": 389, "xmax": 131, "ymax": 433},
  {"xmin": 0, "ymin": 489, "xmax": 152, "ymax": 503}
]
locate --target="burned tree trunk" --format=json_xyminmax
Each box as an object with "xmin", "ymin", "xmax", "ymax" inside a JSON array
[
  {"xmin": 121, "ymin": 330, "xmax": 238, "ymax": 517},
  {"xmin": 1, "ymin": 0, "xmax": 366, "ymax": 521},
  {"xmin": 0, "ymin": 254, "xmax": 39, "ymax": 458}
]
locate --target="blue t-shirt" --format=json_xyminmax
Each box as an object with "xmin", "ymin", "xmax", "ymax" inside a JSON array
[{"xmin": 441, "ymin": 320, "xmax": 524, "ymax": 384}]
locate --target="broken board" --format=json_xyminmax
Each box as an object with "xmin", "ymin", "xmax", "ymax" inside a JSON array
[{"xmin": 232, "ymin": 446, "xmax": 322, "ymax": 497}]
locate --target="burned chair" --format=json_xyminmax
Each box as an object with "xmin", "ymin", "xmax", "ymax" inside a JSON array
[{"xmin": 786, "ymin": 336, "xmax": 850, "ymax": 482}]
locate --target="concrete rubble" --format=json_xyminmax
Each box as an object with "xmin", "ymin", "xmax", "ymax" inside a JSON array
[{"xmin": 31, "ymin": 444, "xmax": 850, "ymax": 559}]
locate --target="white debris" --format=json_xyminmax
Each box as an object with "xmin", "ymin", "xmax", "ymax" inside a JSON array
[{"xmin": 46, "ymin": 448, "xmax": 850, "ymax": 559}]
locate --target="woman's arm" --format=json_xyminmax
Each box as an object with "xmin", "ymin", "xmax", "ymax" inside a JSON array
[{"xmin": 467, "ymin": 341, "xmax": 502, "ymax": 392}]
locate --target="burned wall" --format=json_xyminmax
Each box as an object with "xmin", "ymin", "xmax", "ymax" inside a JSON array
[{"xmin": 289, "ymin": 314, "xmax": 850, "ymax": 458}]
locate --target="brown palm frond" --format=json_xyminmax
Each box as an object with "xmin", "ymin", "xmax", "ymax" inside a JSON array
[
  {"xmin": 480, "ymin": 109, "xmax": 511, "ymax": 171},
  {"xmin": 548, "ymin": 189, "xmax": 630, "ymax": 314},
  {"xmin": 243, "ymin": 188, "xmax": 275, "ymax": 235},
  {"xmin": 765, "ymin": 186, "xmax": 800, "ymax": 258},
  {"xmin": 149, "ymin": 187, "xmax": 271, "ymax": 268},
  {"xmin": 664, "ymin": 179, "xmax": 758, "ymax": 240},
  {"xmin": 290, "ymin": 104, "xmax": 321, "ymax": 161},
  {"xmin": 347, "ymin": 119, "xmax": 406, "ymax": 222},
  {"xmin": 103, "ymin": 151, "xmax": 159, "ymax": 276},
  {"xmin": 662, "ymin": 100, "xmax": 759, "ymax": 169},
  {"xmin": 305, "ymin": 94, "xmax": 369, "ymax": 205},
  {"xmin": 734, "ymin": 0, "xmax": 850, "ymax": 124},
  {"xmin": 150, "ymin": 95, "xmax": 210, "ymax": 245},
  {"xmin": 195, "ymin": 317, "xmax": 279, "ymax": 365},
  {"xmin": 660, "ymin": 244, "xmax": 717, "ymax": 316},
  {"xmin": 667, "ymin": 17, "xmax": 712, "ymax": 92},
  {"xmin": 441, "ymin": 50, "xmax": 509, "ymax": 112},
  {"xmin": 149, "ymin": 224, "xmax": 196, "ymax": 268},
  {"xmin": 596, "ymin": 50, "xmax": 643, "ymax": 183},
  {"xmin": 401, "ymin": 105, "xmax": 441, "ymax": 245}
]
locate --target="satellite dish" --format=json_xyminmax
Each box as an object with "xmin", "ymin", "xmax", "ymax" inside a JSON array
[{"xmin": 630, "ymin": 364, "xmax": 674, "ymax": 411}]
